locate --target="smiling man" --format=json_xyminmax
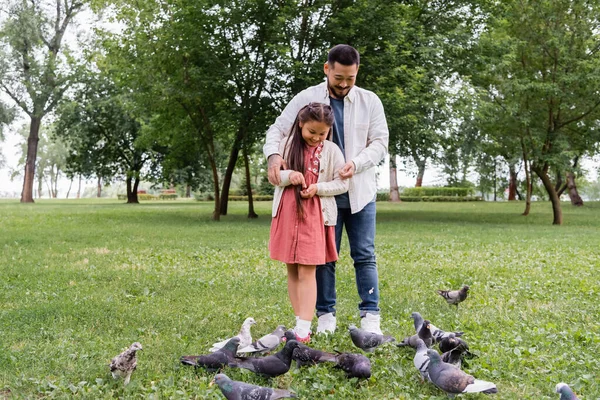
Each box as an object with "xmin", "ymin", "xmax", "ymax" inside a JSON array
[{"xmin": 263, "ymin": 44, "xmax": 389, "ymax": 336}]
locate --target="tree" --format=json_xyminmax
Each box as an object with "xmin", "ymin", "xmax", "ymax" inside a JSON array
[
  {"xmin": 0, "ymin": 0, "xmax": 85, "ymax": 202},
  {"xmin": 55, "ymin": 74, "xmax": 150, "ymax": 203},
  {"xmin": 471, "ymin": 0, "xmax": 600, "ymax": 224}
]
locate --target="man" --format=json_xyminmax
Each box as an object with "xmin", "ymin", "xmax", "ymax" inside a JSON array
[{"xmin": 264, "ymin": 44, "xmax": 389, "ymax": 334}]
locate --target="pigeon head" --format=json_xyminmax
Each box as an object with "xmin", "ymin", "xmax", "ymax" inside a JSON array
[
  {"xmin": 283, "ymin": 329, "xmax": 296, "ymax": 342},
  {"xmin": 426, "ymin": 349, "xmax": 442, "ymax": 364},
  {"xmin": 129, "ymin": 342, "xmax": 143, "ymax": 352},
  {"xmin": 411, "ymin": 312, "xmax": 422, "ymax": 320},
  {"xmin": 212, "ymin": 374, "xmax": 233, "ymax": 392},
  {"xmin": 556, "ymin": 383, "xmax": 577, "ymax": 398},
  {"xmin": 422, "ymin": 320, "xmax": 431, "ymax": 330},
  {"xmin": 348, "ymin": 324, "xmax": 358, "ymax": 332},
  {"xmin": 354, "ymin": 363, "xmax": 372, "ymax": 379},
  {"xmin": 462, "ymin": 285, "xmax": 470, "ymax": 292},
  {"xmin": 244, "ymin": 317, "xmax": 257, "ymax": 326}
]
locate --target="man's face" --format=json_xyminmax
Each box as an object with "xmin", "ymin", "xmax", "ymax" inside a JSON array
[{"xmin": 324, "ymin": 61, "xmax": 358, "ymax": 99}]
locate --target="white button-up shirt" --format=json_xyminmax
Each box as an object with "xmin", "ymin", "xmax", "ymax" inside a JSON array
[{"xmin": 264, "ymin": 81, "xmax": 389, "ymax": 213}]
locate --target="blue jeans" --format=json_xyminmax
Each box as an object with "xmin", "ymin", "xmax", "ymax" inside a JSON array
[{"xmin": 316, "ymin": 201, "xmax": 380, "ymax": 317}]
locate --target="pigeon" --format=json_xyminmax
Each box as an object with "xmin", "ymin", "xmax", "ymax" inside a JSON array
[
  {"xmin": 109, "ymin": 342, "xmax": 142, "ymax": 386},
  {"xmin": 180, "ymin": 337, "xmax": 240, "ymax": 371},
  {"xmin": 439, "ymin": 333, "xmax": 475, "ymax": 359},
  {"xmin": 282, "ymin": 330, "xmax": 337, "ymax": 367},
  {"xmin": 210, "ymin": 317, "xmax": 256, "ymax": 352},
  {"xmin": 411, "ymin": 312, "xmax": 464, "ymax": 342},
  {"xmin": 441, "ymin": 342, "xmax": 469, "ymax": 368},
  {"xmin": 334, "ymin": 353, "xmax": 372, "ymax": 379},
  {"xmin": 413, "ymin": 338, "xmax": 430, "ymax": 382},
  {"xmin": 237, "ymin": 325, "xmax": 286, "ymax": 354},
  {"xmin": 437, "ymin": 285, "xmax": 469, "ymax": 307},
  {"xmin": 556, "ymin": 383, "xmax": 579, "ymax": 400},
  {"xmin": 228, "ymin": 340, "xmax": 301, "ymax": 378},
  {"xmin": 211, "ymin": 373, "xmax": 297, "ymax": 399},
  {"xmin": 427, "ymin": 349, "xmax": 497, "ymax": 395},
  {"xmin": 397, "ymin": 320, "xmax": 434, "ymax": 348},
  {"xmin": 348, "ymin": 324, "xmax": 395, "ymax": 352}
]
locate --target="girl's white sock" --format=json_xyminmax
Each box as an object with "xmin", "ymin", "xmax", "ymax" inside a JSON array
[{"xmin": 294, "ymin": 318, "xmax": 311, "ymax": 338}]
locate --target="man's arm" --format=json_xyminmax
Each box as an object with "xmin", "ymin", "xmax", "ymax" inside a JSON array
[{"xmin": 350, "ymin": 96, "xmax": 389, "ymax": 175}]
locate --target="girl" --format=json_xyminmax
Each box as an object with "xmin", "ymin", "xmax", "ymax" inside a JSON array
[{"xmin": 269, "ymin": 102, "xmax": 349, "ymax": 342}]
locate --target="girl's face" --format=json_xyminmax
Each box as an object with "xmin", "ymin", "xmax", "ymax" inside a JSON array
[{"xmin": 299, "ymin": 120, "xmax": 330, "ymax": 147}]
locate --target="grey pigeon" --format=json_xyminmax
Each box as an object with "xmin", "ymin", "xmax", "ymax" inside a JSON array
[
  {"xmin": 211, "ymin": 373, "xmax": 297, "ymax": 399},
  {"xmin": 556, "ymin": 383, "xmax": 579, "ymax": 400},
  {"xmin": 397, "ymin": 320, "xmax": 434, "ymax": 348},
  {"xmin": 411, "ymin": 312, "xmax": 464, "ymax": 342},
  {"xmin": 348, "ymin": 324, "xmax": 395, "ymax": 352},
  {"xmin": 237, "ymin": 325, "xmax": 286, "ymax": 354},
  {"xmin": 229, "ymin": 340, "xmax": 301, "ymax": 378},
  {"xmin": 180, "ymin": 337, "xmax": 240, "ymax": 371},
  {"xmin": 413, "ymin": 338, "xmax": 430, "ymax": 382},
  {"xmin": 110, "ymin": 342, "xmax": 142, "ymax": 386},
  {"xmin": 437, "ymin": 285, "xmax": 469, "ymax": 307},
  {"xmin": 334, "ymin": 353, "xmax": 372, "ymax": 379},
  {"xmin": 427, "ymin": 349, "xmax": 497, "ymax": 395},
  {"xmin": 283, "ymin": 330, "xmax": 337, "ymax": 367},
  {"xmin": 439, "ymin": 333, "xmax": 475, "ymax": 360},
  {"xmin": 210, "ymin": 317, "xmax": 256, "ymax": 352}
]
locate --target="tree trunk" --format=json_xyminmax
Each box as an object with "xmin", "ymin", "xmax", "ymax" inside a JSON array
[
  {"xmin": 66, "ymin": 178, "xmax": 73, "ymax": 199},
  {"xmin": 388, "ymin": 154, "xmax": 400, "ymax": 202},
  {"xmin": 126, "ymin": 175, "xmax": 140, "ymax": 204},
  {"xmin": 37, "ymin": 170, "xmax": 43, "ymax": 199},
  {"xmin": 77, "ymin": 174, "xmax": 82, "ymax": 199},
  {"xmin": 533, "ymin": 165, "xmax": 562, "ymax": 225},
  {"xmin": 244, "ymin": 147, "xmax": 258, "ymax": 218},
  {"xmin": 20, "ymin": 116, "xmax": 42, "ymax": 203},
  {"xmin": 415, "ymin": 158, "xmax": 426, "ymax": 187},
  {"xmin": 219, "ymin": 127, "xmax": 245, "ymax": 216},
  {"xmin": 493, "ymin": 158, "xmax": 497, "ymax": 201},
  {"xmin": 210, "ymin": 157, "xmax": 221, "ymax": 221},
  {"xmin": 521, "ymin": 138, "xmax": 532, "ymax": 216},
  {"xmin": 508, "ymin": 165, "xmax": 517, "ymax": 201},
  {"xmin": 566, "ymin": 171, "xmax": 583, "ymax": 206},
  {"xmin": 97, "ymin": 176, "xmax": 102, "ymax": 198},
  {"xmin": 186, "ymin": 185, "xmax": 191, "ymax": 198}
]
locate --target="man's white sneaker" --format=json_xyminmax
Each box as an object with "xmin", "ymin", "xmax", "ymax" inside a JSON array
[
  {"xmin": 361, "ymin": 312, "xmax": 382, "ymax": 335},
  {"xmin": 316, "ymin": 313, "xmax": 336, "ymax": 334}
]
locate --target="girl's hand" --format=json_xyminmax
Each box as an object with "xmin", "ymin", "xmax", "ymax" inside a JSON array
[
  {"xmin": 289, "ymin": 171, "xmax": 307, "ymax": 188},
  {"xmin": 300, "ymin": 184, "xmax": 318, "ymax": 198}
]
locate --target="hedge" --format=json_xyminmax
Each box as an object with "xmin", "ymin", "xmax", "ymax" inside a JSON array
[
  {"xmin": 159, "ymin": 193, "xmax": 178, "ymax": 200},
  {"xmin": 402, "ymin": 187, "xmax": 475, "ymax": 197},
  {"xmin": 117, "ymin": 194, "xmax": 158, "ymax": 200},
  {"xmin": 228, "ymin": 195, "xmax": 274, "ymax": 201},
  {"xmin": 399, "ymin": 196, "xmax": 483, "ymax": 202}
]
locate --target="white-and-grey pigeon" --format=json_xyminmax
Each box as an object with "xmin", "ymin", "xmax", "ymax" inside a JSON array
[
  {"xmin": 211, "ymin": 373, "xmax": 297, "ymax": 399},
  {"xmin": 228, "ymin": 340, "xmax": 301, "ymax": 378},
  {"xmin": 411, "ymin": 312, "xmax": 464, "ymax": 342},
  {"xmin": 427, "ymin": 349, "xmax": 497, "ymax": 395},
  {"xmin": 180, "ymin": 337, "xmax": 240, "ymax": 371},
  {"xmin": 556, "ymin": 383, "xmax": 579, "ymax": 400},
  {"xmin": 237, "ymin": 325, "xmax": 286, "ymax": 354},
  {"xmin": 413, "ymin": 338, "xmax": 430, "ymax": 382},
  {"xmin": 437, "ymin": 285, "xmax": 469, "ymax": 307},
  {"xmin": 109, "ymin": 342, "xmax": 142, "ymax": 386},
  {"xmin": 210, "ymin": 317, "xmax": 256, "ymax": 352},
  {"xmin": 348, "ymin": 324, "xmax": 395, "ymax": 353}
]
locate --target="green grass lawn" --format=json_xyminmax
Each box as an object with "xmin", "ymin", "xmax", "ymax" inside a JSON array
[{"xmin": 0, "ymin": 199, "xmax": 599, "ymax": 399}]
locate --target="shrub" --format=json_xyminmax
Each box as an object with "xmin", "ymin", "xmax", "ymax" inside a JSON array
[
  {"xmin": 402, "ymin": 187, "xmax": 475, "ymax": 197},
  {"xmin": 159, "ymin": 194, "xmax": 178, "ymax": 200},
  {"xmin": 376, "ymin": 192, "xmax": 390, "ymax": 202},
  {"xmin": 138, "ymin": 194, "xmax": 158, "ymax": 200},
  {"xmin": 399, "ymin": 196, "xmax": 483, "ymax": 202},
  {"xmin": 117, "ymin": 194, "xmax": 126, "ymax": 200}
]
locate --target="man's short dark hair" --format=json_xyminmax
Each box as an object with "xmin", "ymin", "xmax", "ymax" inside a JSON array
[{"xmin": 328, "ymin": 44, "xmax": 360, "ymax": 67}]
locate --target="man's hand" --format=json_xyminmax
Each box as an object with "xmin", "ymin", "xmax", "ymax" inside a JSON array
[
  {"xmin": 267, "ymin": 154, "xmax": 288, "ymax": 185},
  {"xmin": 339, "ymin": 161, "xmax": 356, "ymax": 179},
  {"xmin": 300, "ymin": 184, "xmax": 318, "ymax": 198}
]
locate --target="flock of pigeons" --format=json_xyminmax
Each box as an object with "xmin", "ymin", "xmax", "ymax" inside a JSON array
[{"xmin": 109, "ymin": 285, "xmax": 581, "ymax": 399}]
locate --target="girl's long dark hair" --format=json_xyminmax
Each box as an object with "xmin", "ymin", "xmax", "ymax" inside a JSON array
[{"xmin": 283, "ymin": 102, "xmax": 334, "ymax": 218}]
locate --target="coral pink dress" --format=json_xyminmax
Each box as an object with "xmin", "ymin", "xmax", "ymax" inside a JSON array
[{"xmin": 269, "ymin": 143, "xmax": 337, "ymax": 265}]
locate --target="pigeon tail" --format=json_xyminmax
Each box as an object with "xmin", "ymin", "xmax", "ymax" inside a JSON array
[
  {"xmin": 272, "ymin": 389, "xmax": 298, "ymax": 398},
  {"xmin": 463, "ymin": 379, "xmax": 497, "ymax": 394},
  {"xmin": 180, "ymin": 355, "xmax": 200, "ymax": 366}
]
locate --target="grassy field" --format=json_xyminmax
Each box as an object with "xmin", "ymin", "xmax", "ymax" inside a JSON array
[{"xmin": 0, "ymin": 199, "xmax": 599, "ymax": 399}]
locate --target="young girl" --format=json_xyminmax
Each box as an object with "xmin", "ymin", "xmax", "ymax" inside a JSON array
[{"xmin": 269, "ymin": 102, "xmax": 349, "ymax": 342}]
